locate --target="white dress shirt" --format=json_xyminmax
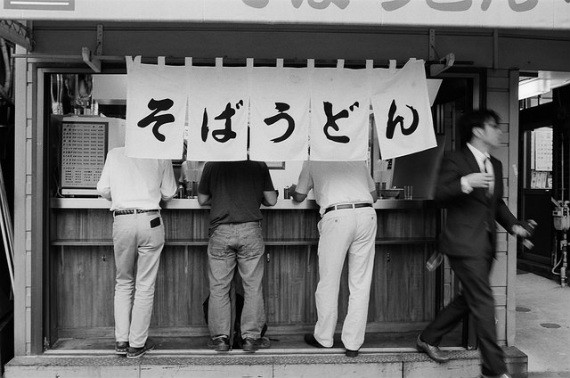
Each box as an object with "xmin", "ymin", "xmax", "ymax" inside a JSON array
[
  {"xmin": 96, "ymin": 147, "xmax": 177, "ymax": 211},
  {"xmin": 295, "ymin": 161, "xmax": 376, "ymax": 216},
  {"xmin": 460, "ymin": 143, "xmax": 494, "ymax": 194}
]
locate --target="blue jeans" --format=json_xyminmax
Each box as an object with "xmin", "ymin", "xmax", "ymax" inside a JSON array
[{"xmin": 207, "ymin": 222, "xmax": 266, "ymax": 340}]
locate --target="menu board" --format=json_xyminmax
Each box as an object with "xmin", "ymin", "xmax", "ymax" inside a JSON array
[{"xmin": 60, "ymin": 120, "xmax": 108, "ymax": 190}]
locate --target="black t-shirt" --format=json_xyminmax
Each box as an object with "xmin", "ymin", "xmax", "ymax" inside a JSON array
[{"xmin": 198, "ymin": 161, "xmax": 275, "ymax": 230}]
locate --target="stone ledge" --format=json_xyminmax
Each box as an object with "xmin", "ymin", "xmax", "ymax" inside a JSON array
[{"xmin": 5, "ymin": 347, "xmax": 527, "ymax": 378}]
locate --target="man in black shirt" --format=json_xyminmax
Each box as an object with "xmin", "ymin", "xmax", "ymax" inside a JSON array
[{"xmin": 198, "ymin": 160, "xmax": 277, "ymax": 352}]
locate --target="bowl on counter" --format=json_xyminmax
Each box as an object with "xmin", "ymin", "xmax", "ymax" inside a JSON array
[{"xmin": 378, "ymin": 188, "xmax": 404, "ymax": 199}]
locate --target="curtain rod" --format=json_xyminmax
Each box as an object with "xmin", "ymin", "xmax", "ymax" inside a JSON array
[{"xmin": 14, "ymin": 53, "xmax": 412, "ymax": 68}]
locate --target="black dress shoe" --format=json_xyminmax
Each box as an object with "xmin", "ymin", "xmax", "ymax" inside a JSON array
[
  {"xmin": 126, "ymin": 340, "xmax": 155, "ymax": 359},
  {"xmin": 115, "ymin": 341, "xmax": 129, "ymax": 355},
  {"xmin": 209, "ymin": 335, "xmax": 230, "ymax": 352},
  {"xmin": 416, "ymin": 335, "xmax": 450, "ymax": 363},
  {"xmin": 242, "ymin": 337, "xmax": 259, "ymax": 353},
  {"xmin": 345, "ymin": 348, "xmax": 359, "ymax": 357},
  {"xmin": 481, "ymin": 373, "xmax": 512, "ymax": 378},
  {"xmin": 304, "ymin": 333, "xmax": 328, "ymax": 348}
]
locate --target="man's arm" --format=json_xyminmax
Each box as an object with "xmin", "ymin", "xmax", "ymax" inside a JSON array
[
  {"xmin": 290, "ymin": 161, "xmax": 311, "ymax": 203},
  {"xmin": 197, "ymin": 192, "xmax": 211, "ymax": 206},
  {"xmin": 370, "ymin": 190, "xmax": 378, "ymax": 203},
  {"xmin": 262, "ymin": 190, "xmax": 278, "ymax": 206},
  {"xmin": 96, "ymin": 154, "xmax": 112, "ymax": 200},
  {"xmin": 291, "ymin": 186, "xmax": 308, "ymax": 203},
  {"xmin": 197, "ymin": 163, "xmax": 211, "ymax": 206},
  {"xmin": 160, "ymin": 160, "xmax": 178, "ymax": 202}
]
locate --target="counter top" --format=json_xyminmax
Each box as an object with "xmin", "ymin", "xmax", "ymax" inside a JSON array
[{"xmin": 51, "ymin": 197, "xmax": 434, "ymax": 210}]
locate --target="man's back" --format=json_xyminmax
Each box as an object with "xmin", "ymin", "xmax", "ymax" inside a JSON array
[
  {"xmin": 296, "ymin": 161, "xmax": 375, "ymax": 215},
  {"xmin": 97, "ymin": 147, "xmax": 176, "ymax": 210},
  {"xmin": 198, "ymin": 160, "xmax": 275, "ymax": 229}
]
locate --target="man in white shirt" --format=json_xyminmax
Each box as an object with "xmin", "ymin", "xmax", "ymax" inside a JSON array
[
  {"xmin": 97, "ymin": 147, "xmax": 177, "ymax": 358},
  {"xmin": 290, "ymin": 161, "xmax": 378, "ymax": 357}
]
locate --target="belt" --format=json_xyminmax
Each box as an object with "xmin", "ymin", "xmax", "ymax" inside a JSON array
[
  {"xmin": 114, "ymin": 209, "xmax": 159, "ymax": 216},
  {"xmin": 324, "ymin": 203, "xmax": 372, "ymax": 214}
]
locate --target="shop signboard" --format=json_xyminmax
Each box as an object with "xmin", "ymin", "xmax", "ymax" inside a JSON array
[{"xmin": 2, "ymin": 0, "xmax": 570, "ymax": 30}]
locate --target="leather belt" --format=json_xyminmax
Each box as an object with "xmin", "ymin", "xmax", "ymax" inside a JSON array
[
  {"xmin": 324, "ymin": 203, "xmax": 372, "ymax": 215},
  {"xmin": 114, "ymin": 209, "xmax": 158, "ymax": 216}
]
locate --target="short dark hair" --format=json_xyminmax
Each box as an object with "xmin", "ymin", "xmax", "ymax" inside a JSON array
[{"xmin": 459, "ymin": 109, "xmax": 500, "ymax": 145}]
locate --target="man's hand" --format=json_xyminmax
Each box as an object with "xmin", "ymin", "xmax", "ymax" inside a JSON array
[
  {"xmin": 512, "ymin": 220, "xmax": 537, "ymax": 239},
  {"xmin": 512, "ymin": 224, "xmax": 531, "ymax": 238},
  {"xmin": 464, "ymin": 172, "xmax": 494, "ymax": 189},
  {"xmin": 289, "ymin": 183, "xmax": 307, "ymax": 203}
]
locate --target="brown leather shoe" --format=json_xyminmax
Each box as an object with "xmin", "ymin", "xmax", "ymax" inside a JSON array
[{"xmin": 416, "ymin": 335, "xmax": 450, "ymax": 363}]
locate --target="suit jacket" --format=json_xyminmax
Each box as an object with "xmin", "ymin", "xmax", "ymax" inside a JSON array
[{"xmin": 435, "ymin": 147, "xmax": 519, "ymax": 259}]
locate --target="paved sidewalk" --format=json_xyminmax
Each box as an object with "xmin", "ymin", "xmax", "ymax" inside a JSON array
[{"xmin": 515, "ymin": 271, "xmax": 570, "ymax": 378}]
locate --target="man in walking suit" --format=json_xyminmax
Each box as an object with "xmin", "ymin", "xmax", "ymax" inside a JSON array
[{"xmin": 416, "ymin": 110, "xmax": 531, "ymax": 378}]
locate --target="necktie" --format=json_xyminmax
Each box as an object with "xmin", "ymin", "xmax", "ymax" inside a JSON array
[{"xmin": 483, "ymin": 157, "xmax": 494, "ymax": 196}]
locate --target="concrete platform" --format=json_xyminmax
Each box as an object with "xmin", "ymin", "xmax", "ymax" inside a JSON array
[
  {"xmin": 515, "ymin": 271, "xmax": 570, "ymax": 377},
  {"xmin": 5, "ymin": 346, "xmax": 527, "ymax": 378}
]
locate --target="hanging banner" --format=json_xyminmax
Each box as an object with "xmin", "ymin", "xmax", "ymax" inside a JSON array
[
  {"xmin": 186, "ymin": 66, "xmax": 249, "ymax": 161},
  {"xmin": 371, "ymin": 59, "xmax": 437, "ymax": 160},
  {"xmin": 124, "ymin": 56, "xmax": 187, "ymax": 159},
  {"xmin": 249, "ymin": 67, "xmax": 309, "ymax": 162},
  {"xmin": 125, "ymin": 58, "xmax": 438, "ymax": 162},
  {"xmin": 309, "ymin": 67, "xmax": 370, "ymax": 161}
]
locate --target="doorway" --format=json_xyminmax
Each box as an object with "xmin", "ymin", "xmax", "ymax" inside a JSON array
[{"xmin": 518, "ymin": 76, "xmax": 570, "ymax": 279}]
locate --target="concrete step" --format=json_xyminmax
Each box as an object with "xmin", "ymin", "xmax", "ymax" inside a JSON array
[{"xmin": 5, "ymin": 347, "xmax": 527, "ymax": 378}]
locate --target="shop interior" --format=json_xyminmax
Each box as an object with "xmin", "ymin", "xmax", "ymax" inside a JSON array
[{"xmin": 43, "ymin": 67, "xmax": 479, "ymax": 352}]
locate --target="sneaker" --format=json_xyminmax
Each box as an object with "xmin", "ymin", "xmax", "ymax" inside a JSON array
[
  {"xmin": 241, "ymin": 337, "xmax": 259, "ymax": 353},
  {"xmin": 126, "ymin": 340, "xmax": 155, "ymax": 359},
  {"xmin": 115, "ymin": 341, "xmax": 129, "ymax": 355},
  {"xmin": 209, "ymin": 335, "xmax": 230, "ymax": 352}
]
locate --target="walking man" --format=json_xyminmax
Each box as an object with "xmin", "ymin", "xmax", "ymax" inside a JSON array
[
  {"xmin": 198, "ymin": 160, "xmax": 277, "ymax": 352},
  {"xmin": 97, "ymin": 146, "xmax": 177, "ymax": 358},
  {"xmin": 290, "ymin": 160, "xmax": 378, "ymax": 357},
  {"xmin": 416, "ymin": 109, "xmax": 531, "ymax": 378}
]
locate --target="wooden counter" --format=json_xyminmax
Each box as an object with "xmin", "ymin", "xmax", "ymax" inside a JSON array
[{"xmin": 49, "ymin": 198, "xmax": 439, "ymax": 342}]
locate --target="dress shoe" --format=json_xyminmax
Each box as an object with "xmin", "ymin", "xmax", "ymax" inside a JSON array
[
  {"xmin": 115, "ymin": 341, "xmax": 129, "ymax": 355},
  {"xmin": 481, "ymin": 373, "xmax": 512, "ymax": 378},
  {"xmin": 416, "ymin": 334, "xmax": 450, "ymax": 363},
  {"xmin": 209, "ymin": 335, "xmax": 230, "ymax": 352},
  {"xmin": 258, "ymin": 336, "xmax": 271, "ymax": 349},
  {"xmin": 242, "ymin": 337, "xmax": 260, "ymax": 353},
  {"xmin": 126, "ymin": 340, "xmax": 155, "ymax": 359},
  {"xmin": 304, "ymin": 333, "xmax": 328, "ymax": 348},
  {"xmin": 345, "ymin": 348, "xmax": 359, "ymax": 357}
]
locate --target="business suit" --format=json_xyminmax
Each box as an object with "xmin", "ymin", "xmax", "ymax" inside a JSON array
[{"xmin": 421, "ymin": 146, "xmax": 519, "ymax": 377}]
